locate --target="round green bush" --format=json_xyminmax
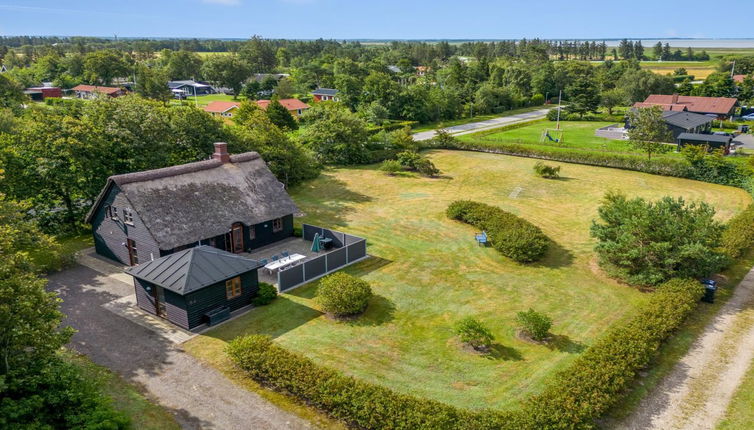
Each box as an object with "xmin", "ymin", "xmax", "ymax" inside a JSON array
[
  {"xmin": 379, "ymin": 159, "xmax": 403, "ymax": 175},
  {"xmin": 455, "ymin": 317, "xmax": 494, "ymax": 351},
  {"xmin": 516, "ymin": 308, "xmax": 552, "ymax": 341},
  {"xmin": 252, "ymin": 282, "xmax": 277, "ymax": 306},
  {"xmin": 316, "ymin": 272, "xmax": 372, "ymax": 317}
]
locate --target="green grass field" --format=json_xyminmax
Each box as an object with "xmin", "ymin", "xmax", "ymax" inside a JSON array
[
  {"xmin": 170, "ymin": 93, "xmax": 244, "ymax": 108},
  {"xmin": 184, "ymin": 150, "xmax": 750, "ymax": 412},
  {"xmin": 719, "ymin": 355, "xmax": 754, "ymax": 429}
]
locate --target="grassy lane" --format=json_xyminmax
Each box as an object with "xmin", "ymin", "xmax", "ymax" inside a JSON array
[{"xmin": 184, "ymin": 150, "xmax": 750, "ymax": 412}]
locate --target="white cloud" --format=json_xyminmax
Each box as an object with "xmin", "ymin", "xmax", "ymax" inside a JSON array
[{"xmin": 202, "ymin": 0, "xmax": 241, "ymax": 5}]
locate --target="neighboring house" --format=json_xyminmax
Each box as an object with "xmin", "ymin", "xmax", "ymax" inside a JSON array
[
  {"xmin": 312, "ymin": 88, "xmax": 339, "ymax": 102},
  {"xmin": 387, "ymin": 65, "xmax": 402, "ymax": 74},
  {"xmin": 633, "ymin": 94, "xmax": 738, "ymax": 119},
  {"xmin": 168, "ymin": 80, "xmax": 214, "ymax": 98},
  {"xmin": 203, "ymin": 101, "xmax": 241, "ymax": 118},
  {"xmin": 85, "ymin": 142, "xmax": 299, "ymax": 266},
  {"xmin": 23, "ymin": 86, "xmax": 62, "ymax": 101},
  {"xmin": 415, "ymin": 66, "xmax": 429, "ymax": 76},
  {"xmin": 256, "ymin": 98, "xmax": 310, "ymax": 117},
  {"xmin": 250, "ymin": 73, "xmax": 290, "ymax": 83},
  {"xmin": 126, "ymin": 246, "xmax": 262, "ymax": 330},
  {"xmin": 71, "ymin": 85, "xmax": 124, "ymax": 99},
  {"xmin": 660, "ymin": 111, "xmax": 714, "ymax": 140},
  {"xmin": 677, "ymin": 133, "xmax": 733, "ymax": 154},
  {"xmin": 733, "ymin": 74, "xmax": 748, "ymax": 84},
  {"xmin": 0, "ymin": 64, "xmax": 7, "ymax": 73}
]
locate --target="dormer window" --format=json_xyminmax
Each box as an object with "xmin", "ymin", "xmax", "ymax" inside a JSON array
[{"xmin": 123, "ymin": 209, "xmax": 134, "ymax": 225}]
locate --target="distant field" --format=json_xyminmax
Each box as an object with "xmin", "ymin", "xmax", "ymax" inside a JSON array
[{"xmin": 639, "ymin": 61, "xmax": 718, "ymax": 79}]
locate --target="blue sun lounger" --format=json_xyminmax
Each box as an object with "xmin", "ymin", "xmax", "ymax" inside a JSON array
[{"xmin": 475, "ymin": 231, "xmax": 488, "ymax": 246}]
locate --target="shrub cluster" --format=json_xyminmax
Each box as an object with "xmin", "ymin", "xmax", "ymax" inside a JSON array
[
  {"xmin": 227, "ymin": 279, "xmax": 701, "ymax": 429},
  {"xmin": 252, "ymin": 282, "xmax": 277, "ymax": 306},
  {"xmin": 533, "ymin": 161, "xmax": 561, "ymax": 179},
  {"xmin": 455, "ymin": 317, "xmax": 494, "ymax": 351},
  {"xmin": 316, "ymin": 272, "xmax": 373, "ymax": 317},
  {"xmin": 520, "ymin": 278, "xmax": 703, "ymax": 428},
  {"xmin": 721, "ymin": 204, "xmax": 754, "ymax": 259},
  {"xmin": 446, "ymin": 200, "xmax": 550, "ymax": 263},
  {"xmin": 516, "ymin": 309, "xmax": 552, "ymax": 341},
  {"xmin": 396, "ymin": 151, "xmax": 440, "ymax": 177}
]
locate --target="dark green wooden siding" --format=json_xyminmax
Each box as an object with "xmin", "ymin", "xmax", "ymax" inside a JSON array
[{"xmin": 184, "ymin": 271, "xmax": 259, "ymax": 329}]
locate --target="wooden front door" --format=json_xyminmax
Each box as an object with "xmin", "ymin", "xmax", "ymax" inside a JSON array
[
  {"xmin": 126, "ymin": 239, "xmax": 139, "ymax": 265},
  {"xmin": 153, "ymin": 286, "xmax": 167, "ymax": 319},
  {"xmin": 231, "ymin": 223, "xmax": 244, "ymax": 253}
]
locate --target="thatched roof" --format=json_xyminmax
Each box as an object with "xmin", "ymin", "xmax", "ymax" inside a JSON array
[{"xmin": 86, "ymin": 151, "xmax": 299, "ymax": 251}]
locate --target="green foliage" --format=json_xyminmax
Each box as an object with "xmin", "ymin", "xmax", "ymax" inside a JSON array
[
  {"xmin": 446, "ymin": 200, "xmax": 550, "ymax": 263},
  {"xmin": 455, "ymin": 317, "xmax": 494, "ymax": 351},
  {"xmin": 252, "ymin": 282, "xmax": 278, "ymax": 306},
  {"xmin": 299, "ymin": 102, "xmax": 370, "ymax": 164},
  {"xmin": 516, "ymin": 309, "xmax": 552, "ymax": 341},
  {"xmin": 720, "ymin": 204, "xmax": 754, "ymax": 259},
  {"xmin": 591, "ymin": 192, "xmax": 727, "ymax": 286},
  {"xmin": 265, "ymin": 97, "xmax": 298, "ymax": 130},
  {"xmin": 395, "ymin": 151, "xmax": 440, "ymax": 177},
  {"xmin": 627, "ymin": 106, "xmax": 673, "ymax": 160},
  {"xmin": 0, "ymin": 74, "xmax": 27, "ymax": 112},
  {"xmin": 316, "ymin": 272, "xmax": 373, "ymax": 317},
  {"xmin": 379, "ymin": 159, "xmax": 404, "ymax": 175},
  {"xmin": 565, "ymin": 74, "xmax": 600, "ymax": 118},
  {"xmin": 201, "ymin": 54, "xmax": 250, "ymax": 96},
  {"xmin": 82, "ymin": 49, "xmax": 130, "ymax": 85},
  {"xmin": 533, "ymin": 161, "xmax": 561, "ymax": 179},
  {"xmin": 134, "ymin": 64, "xmax": 172, "ymax": 102},
  {"xmin": 227, "ymin": 279, "xmax": 702, "ymax": 429}
]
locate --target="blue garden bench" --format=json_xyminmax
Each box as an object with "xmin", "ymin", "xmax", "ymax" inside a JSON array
[{"xmin": 475, "ymin": 231, "xmax": 488, "ymax": 246}]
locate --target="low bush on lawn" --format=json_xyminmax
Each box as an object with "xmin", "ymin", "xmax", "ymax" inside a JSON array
[
  {"xmin": 455, "ymin": 317, "xmax": 494, "ymax": 352},
  {"xmin": 316, "ymin": 272, "xmax": 373, "ymax": 317},
  {"xmin": 252, "ymin": 282, "xmax": 277, "ymax": 306},
  {"xmin": 379, "ymin": 159, "xmax": 404, "ymax": 175},
  {"xmin": 395, "ymin": 151, "xmax": 440, "ymax": 177},
  {"xmin": 227, "ymin": 278, "xmax": 702, "ymax": 429},
  {"xmin": 446, "ymin": 200, "xmax": 549, "ymax": 263},
  {"xmin": 516, "ymin": 309, "xmax": 552, "ymax": 341},
  {"xmin": 720, "ymin": 204, "xmax": 754, "ymax": 259},
  {"xmin": 533, "ymin": 161, "xmax": 561, "ymax": 179}
]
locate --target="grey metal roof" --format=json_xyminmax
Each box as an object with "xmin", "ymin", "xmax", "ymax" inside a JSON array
[
  {"xmin": 126, "ymin": 246, "xmax": 261, "ymax": 294},
  {"xmin": 677, "ymin": 133, "xmax": 732, "ymax": 144},
  {"xmin": 168, "ymin": 80, "xmax": 212, "ymax": 89},
  {"xmin": 85, "ymin": 151, "xmax": 300, "ymax": 250},
  {"xmin": 662, "ymin": 111, "xmax": 713, "ymax": 130},
  {"xmin": 312, "ymin": 88, "xmax": 338, "ymax": 96}
]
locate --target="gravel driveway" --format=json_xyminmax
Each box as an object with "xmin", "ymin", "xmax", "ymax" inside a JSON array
[
  {"xmin": 49, "ymin": 263, "xmax": 312, "ymax": 430},
  {"xmin": 614, "ymin": 268, "xmax": 754, "ymax": 430}
]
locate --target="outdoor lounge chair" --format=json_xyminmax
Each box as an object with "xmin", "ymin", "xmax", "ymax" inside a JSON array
[
  {"xmin": 475, "ymin": 231, "xmax": 488, "ymax": 246},
  {"xmin": 272, "ymin": 255, "xmax": 279, "ymax": 261},
  {"xmin": 281, "ymin": 251, "xmax": 290, "ymax": 258}
]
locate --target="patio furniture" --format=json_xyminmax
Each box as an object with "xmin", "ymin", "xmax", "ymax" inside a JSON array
[
  {"xmin": 264, "ymin": 253, "xmax": 307, "ymax": 272},
  {"xmin": 475, "ymin": 231, "xmax": 488, "ymax": 246},
  {"xmin": 281, "ymin": 251, "xmax": 290, "ymax": 258},
  {"xmin": 311, "ymin": 233, "xmax": 321, "ymax": 252},
  {"xmin": 319, "ymin": 237, "xmax": 333, "ymax": 250},
  {"xmin": 272, "ymin": 255, "xmax": 279, "ymax": 261}
]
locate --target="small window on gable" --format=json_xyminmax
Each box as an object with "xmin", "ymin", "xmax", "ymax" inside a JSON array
[
  {"xmin": 272, "ymin": 218, "xmax": 283, "ymax": 233},
  {"xmin": 123, "ymin": 209, "xmax": 134, "ymax": 225},
  {"xmin": 226, "ymin": 277, "xmax": 242, "ymax": 299},
  {"xmin": 109, "ymin": 206, "xmax": 118, "ymax": 220}
]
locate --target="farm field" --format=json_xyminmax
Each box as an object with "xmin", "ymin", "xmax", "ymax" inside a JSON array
[{"xmin": 184, "ymin": 150, "xmax": 751, "ymax": 411}]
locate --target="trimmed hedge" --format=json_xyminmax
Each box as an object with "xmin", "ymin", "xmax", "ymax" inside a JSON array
[
  {"xmin": 226, "ymin": 335, "xmax": 511, "ymax": 430},
  {"xmin": 520, "ymin": 278, "xmax": 704, "ymax": 428},
  {"xmin": 446, "ymin": 200, "xmax": 549, "ymax": 263},
  {"xmin": 721, "ymin": 203, "xmax": 754, "ymax": 259},
  {"xmin": 226, "ymin": 278, "xmax": 703, "ymax": 430}
]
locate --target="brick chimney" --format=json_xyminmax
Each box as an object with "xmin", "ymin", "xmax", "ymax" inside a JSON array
[
  {"xmin": 212, "ymin": 142, "xmax": 230, "ymax": 163},
  {"xmin": 671, "ymin": 93, "xmax": 679, "ymax": 104}
]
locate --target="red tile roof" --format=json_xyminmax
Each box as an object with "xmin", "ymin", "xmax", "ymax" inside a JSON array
[
  {"xmin": 256, "ymin": 98, "xmax": 310, "ymax": 111},
  {"xmin": 634, "ymin": 95, "xmax": 737, "ymax": 116},
  {"xmin": 733, "ymin": 74, "xmax": 748, "ymax": 84},
  {"xmin": 203, "ymin": 101, "xmax": 241, "ymax": 113},
  {"xmin": 71, "ymin": 84, "xmax": 122, "ymax": 95}
]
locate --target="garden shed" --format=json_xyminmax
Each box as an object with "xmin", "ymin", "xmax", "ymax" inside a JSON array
[{"xmin": 126, "ymin": 246, "xmax": 262, "ymax": 330}]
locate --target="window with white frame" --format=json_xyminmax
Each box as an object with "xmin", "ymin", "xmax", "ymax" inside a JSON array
[{"xmin": 272, "ymin": 218, "xmax": 283, "ymax": 233}]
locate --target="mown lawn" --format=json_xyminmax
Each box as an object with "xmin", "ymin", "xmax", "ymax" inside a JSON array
[
  {"xmin": 184, "ymin": 150, "xmax": 751, "ymax": 412},
  {"xmin": 461, "ymin": 120, "xmax": 683, "ymax": 160},
  {"xmin": 170, "ymin": 93, "xmax": 246, "ymax": 108},
  {"xmin": 64, "ymin": 352, "xmax": 181, "ymax": 430},
  {"xmin": 719, "ymin": 353, "xmax": 754, "ymax": 429}
]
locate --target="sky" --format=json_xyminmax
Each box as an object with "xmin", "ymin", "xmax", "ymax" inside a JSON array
[{"xmin": 0, "ymin": 0, "xmax": 752, "ymax": 40}]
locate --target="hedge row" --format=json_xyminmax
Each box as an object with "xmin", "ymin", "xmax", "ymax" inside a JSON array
[
  {"xmin": 226, "ymin": 279, "xmax": 703, "ymax": 430},
  {"xmin": 519, "ymin": 278, "xmax": 704, "ymax": 428},
  {"xmin": 226, "ymin": 335, "xmax": 511, "ymax": 430},
  {"xmin": 721, "ymin": 204, "xmax": 754, "ymax": 259},
  {"xmin": 446, "ymin": 200, "xmax": 550, "ymax": 263}
]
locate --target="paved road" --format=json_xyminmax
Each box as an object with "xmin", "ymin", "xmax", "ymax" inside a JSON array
[
  {"xmin": 49, "ymin": 263, "xmax": 312, "ymax": 430},
  {"xmin": 733, "ymin": 133, "xmax": 754, "ymax": 150},
  {"xmin": 614, "ymin": 268, "xmax": 754, "ymax": 430},
  {"xmin": 412, "ymin": 107, "xmax": 552, "ymax": 141}
]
